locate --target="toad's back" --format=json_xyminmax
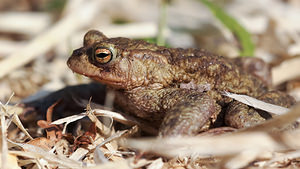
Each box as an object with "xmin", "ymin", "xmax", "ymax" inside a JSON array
[{"xmin": 165, "ymin": 48, "xmax": 268, "ymax": 97}]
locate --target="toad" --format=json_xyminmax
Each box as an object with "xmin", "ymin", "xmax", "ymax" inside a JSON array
[{"xmin": 67, "ymin": 30, "xmax": 295, "ymax": 136}]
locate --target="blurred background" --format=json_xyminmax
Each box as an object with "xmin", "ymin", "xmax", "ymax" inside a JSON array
[{"xmin": 0, "ymin": 0, "xmax": 299, "ymax": 102}]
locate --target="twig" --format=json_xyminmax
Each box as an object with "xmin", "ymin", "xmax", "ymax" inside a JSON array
[
  {"xmin": 272, "ymin": 57, "xmax": 300, "ymax": 85},
  {"xmin": 0, "ymin": 12, "xmax": 51, "ymax": 35},
  {"xmin": 0, "ymin": 103, "xmax": 8, "ymax": 169}
]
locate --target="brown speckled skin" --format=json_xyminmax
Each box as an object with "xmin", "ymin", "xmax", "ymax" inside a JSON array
[{"xmin": 67, "ymin": 30, "xmax": 294, "ymax": 136}]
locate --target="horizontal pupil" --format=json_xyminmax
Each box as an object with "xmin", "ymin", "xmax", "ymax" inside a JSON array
[{"xmin": 96, "ymin": 53, "xmax": 110, "ymax": 58}]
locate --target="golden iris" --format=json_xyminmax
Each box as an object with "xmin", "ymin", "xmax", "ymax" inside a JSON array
[{"xmin": 94, "ymin": 47, "xmax": 113, "ymax": 64}]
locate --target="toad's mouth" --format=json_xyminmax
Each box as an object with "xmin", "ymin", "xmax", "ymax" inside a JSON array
[
  {"xmin": 67, "ymin": 58, "xmax": 124, "ymax": 89},
  {"xmin": 72, "ymin": 70, "xmax": 124, "ymax": 89}
]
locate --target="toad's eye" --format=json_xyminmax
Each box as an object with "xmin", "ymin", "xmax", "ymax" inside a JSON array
[{"xmin": 94, "ymin": 47, "xmax": 113, "ymax": 64}]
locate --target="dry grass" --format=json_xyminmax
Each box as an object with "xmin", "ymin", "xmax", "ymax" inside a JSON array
[{"xmin": 1, "ymin": 96, "xmax": 300, "ymax": 168}]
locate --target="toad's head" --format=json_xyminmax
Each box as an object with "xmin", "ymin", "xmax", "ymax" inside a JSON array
[{"xmin": 67, "ymin": 30, "xmax": 174, "ymax": 90}]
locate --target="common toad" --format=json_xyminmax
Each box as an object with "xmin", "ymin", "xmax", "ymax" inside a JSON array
[{"xmin": 67, "ymin": 30, "xmax": 295, "ymax": 136}]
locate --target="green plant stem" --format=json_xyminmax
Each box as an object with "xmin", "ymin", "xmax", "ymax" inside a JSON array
[
  {"xmin": 157, "ymin": 0, "xmax": 169, "ymax": 46},
  {"xmin": 199, "ymin": 0, "xmax": 255, "ymax": 56}
]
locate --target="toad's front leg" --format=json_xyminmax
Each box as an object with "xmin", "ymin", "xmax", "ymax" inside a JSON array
[{"xmin": 159, "ymin": 90, "xmax": 221, "ymax": 137}]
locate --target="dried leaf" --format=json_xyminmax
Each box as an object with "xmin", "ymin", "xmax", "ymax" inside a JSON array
[
  {"xmin": 51, "ymin": 113, "xmax": 86, "ymax": 125},
  {"xmin": 26, "ymin": 137, "xmax": 55, "ymax": 151},
  {"xmin": 74, "ymin": 123, "xmax": 97, "ymax": 150},
  {"xmin": 147, "ymin": 158, "xmax": 164, "ymax": 169},
  {"xmin": 223, "ymin": 91, "xmax": 290, "ymax": 115},
  {"xmin": 9, "ymin": 141, "xmax": 82, "ymax": 168}
]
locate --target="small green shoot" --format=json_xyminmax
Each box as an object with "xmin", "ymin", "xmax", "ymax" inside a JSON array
[{"xmin": 199, "ymin": 0, "xmax": 255, "ymax": 56}]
